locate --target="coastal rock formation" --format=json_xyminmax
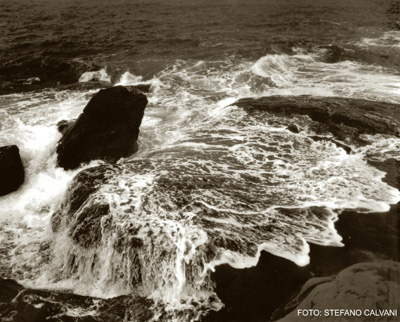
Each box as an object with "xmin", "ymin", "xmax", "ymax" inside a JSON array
[
  {"xmin": 51, "ymin": 165, "xmax": 112, "ymax": 248},
  {"xmin": 0, "ymin": 145, "xmax": 24, "ymax": 196},
  {"xmin": 0, "ymin": 57, "xmax": 100, "ymax": 95},
  {"xmin": 0, "ymin": 278, "xmax": 156, "ymax": 322},
  {"xmin": 56, "ymin": 86, "xmax": 148, "ymax": 170},
  {"xmin": 56, "ymin": 119, "xmax": 75, "ymax": 135},
  {"xmin": 234, "ymin": 96, "xmax": 400, "ymax": 144},
  {"xmin": 277, "ymin": 261, "xmax": 400, "ymax": 322}
]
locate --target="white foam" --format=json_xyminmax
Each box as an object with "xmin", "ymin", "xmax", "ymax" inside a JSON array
[
  {"xmin": 251, "ymin": 53, "xmax": 400, "ymax": 102},
  {"xmin": 2, "ymin": 47, "xmax": 400, "ymax": 320},
  {"xmin": 357, "ymin": 31, "xmax": 400, "ymax": 50},
  {"xmin": 116, "ymin": 71, "xmax": 144, "ymax": 86},
  {"xmin": 79, "ymin": 68, "xmax": 111, "ymax": 83},
  {"xmin": 356, "ymin": 134, "xmax": 400, "ymax": 162}
]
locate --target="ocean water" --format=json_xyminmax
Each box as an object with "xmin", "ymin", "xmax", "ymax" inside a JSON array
[{"xmin": 1, "ymin": 0, "xmax": 400, "ymax": 320}]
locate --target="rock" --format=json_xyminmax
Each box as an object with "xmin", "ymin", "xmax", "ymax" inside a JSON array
[
  {"xmin": 51, "ymin": 165, "xmax": 111, "ymax": 247},
  {"xmin": 0, "ymin": 145, "xmax": 24, "ymax": 197},
  {"xmin": 0, "ymin": 278, "xmax": 157, "ymax": 322},
  {"xmin": 308, "ymin": 135, "xmax": 353, "ymax": 154},
  {"xmin": 287, "ymin": 124, "xmax": 300, "ymax": 133},
  {"xmin": 56, "ymin": 86, "xmax": 148, "ymax": 170},
  {"xmin": 233, "ymin": 96, "xmax": 400, "ymax": 144},
  {"xmin": 319, "ymin": 44, "xmax": 347, "ymax": 63},
  {"xmin": 277, "ymin": 261, "xmax": 400, "ymax": 322},
  {"xmin": 56, "ymin": 119, "xmax": 75, "ymax": 135},
  {"xmin": 127, "ymin": 84, "xmax": 152, "ymax": 93},
  {"xmin": 0, "ymin": 57, "xmax": 100, "ymax": 95}
]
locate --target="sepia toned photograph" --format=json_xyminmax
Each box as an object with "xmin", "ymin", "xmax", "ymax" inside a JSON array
[{"xmin": 0, "ymin": 0, "xmax": 399, "ymax": 321}]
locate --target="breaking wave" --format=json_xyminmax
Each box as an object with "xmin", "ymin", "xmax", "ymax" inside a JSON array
[{"xmin": 1, "ymin": 45, "xmax": 400, "ymax": 320}]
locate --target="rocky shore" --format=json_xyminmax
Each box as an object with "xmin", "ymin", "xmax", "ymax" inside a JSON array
[{"xmin": 1, "ymin": 92, "xmax": 400, "ymax": 321}]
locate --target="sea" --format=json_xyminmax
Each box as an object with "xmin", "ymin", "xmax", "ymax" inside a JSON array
[{"xmin": 1, "ymin": 0, "xmax": 400, "ymax": 320}]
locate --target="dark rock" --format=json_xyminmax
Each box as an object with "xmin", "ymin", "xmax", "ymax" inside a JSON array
[
  {"xmin": 205, "ymin": 207, "xmax": 400, "ymax": 322},
  {"xmin": 56, "ymin": 119, "xmax": 75, "ymax": 135},
  {"xmin": 233, "ymin": 96, "xmax": 400, "ymax": 144},
  {"xmin": 0, "ymin": 57, "xmax": 100, "ymax": 95},
  {"xmin": 287, "ymin": 124, "xmax": 300, "ymax": 133},
  {"xmin": 308, "ymin": 135, "xmax": 353, "ymax": 154},
  {"xmin": 276, "ymin": 261, "xmax": 400, "ymax": 322},
  {"xmin": 69, "ymin": 203, "xmax": 110, "ymax": 248},
  {"xmin": 51, "ymin": 166, "xmax": 112, "ymax": 248},
  {"xmin": 127, "ymin": 84, "xmax": 152, "ymax": 93},
  {"xmin": 204, "ymin": 155, "xmax": 400, "ymax": 322},
  {"xmin": 319, "ymin": 44, "xmax": 347, "ymax": 63},
  {"xmin": 56, "ymin": 86, "xmax": 148, "ymax": 170},
  {"xmin": 0, "ymin": 145, "xmax": 24, "ymax": 196},
  {"xmin": 0, "ymin": 278, "xmax": 157, "ymax": 322}
]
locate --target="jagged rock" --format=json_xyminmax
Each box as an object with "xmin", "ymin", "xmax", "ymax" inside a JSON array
[
  {"xmin": 0, "ymin": 57, "xmax": 101, "ymax": 95},
  {"xmin": 51, "ymin": 165, "xmax": 111, "ymax": 247},
  {"xmin": 233, "ymin": 96, "xmax": 400, "ymax": 144},
  {"xmin": 56, "ymin": 119, "xmax": 75, "ymax": 135},
  {"xmin": 56, "ymin": 86, "xmax": 148, "ymax": 170},
  {"xmin": 0, "ymin": 145, "xmax": 24, "ymax": 196},
  {"xmin": 0, "ymin": 278, "xmax": 156, "ymax": 322},
  {"xmin": 277, "ymin": 261, "xmax": 400, "ymax": 322}
]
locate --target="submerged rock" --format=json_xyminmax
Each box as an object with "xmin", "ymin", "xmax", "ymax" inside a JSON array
[
  {"xmin": 56, "ymin": 86, "xmax": 148, "ymax": 170},
  {"xmin": 127, "ymin": 84, "xmax": 152, "ymax": 93},
  {"xmin": 277, "ymin": 261, "xmax": 400, "ymax": 322},
  {"xmin": 0, "ymin": 57, "xmax": 100, "ymax": 95},
  {"xmin": 0, "ymin": 145, "xmax": 24, "ymax": 197},
  {"xmin": 234, "ymin": 96, "xmax": 400, "ymax": 144}
]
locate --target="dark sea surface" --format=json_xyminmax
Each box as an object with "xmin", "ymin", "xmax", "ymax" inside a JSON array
[
  {"xmin": 1, "ymin": 0, "xmax": 400, "ymax": 81},
  {"xmin": 1, "ymin": 0, "xmax": 400, "ymax": 321}
]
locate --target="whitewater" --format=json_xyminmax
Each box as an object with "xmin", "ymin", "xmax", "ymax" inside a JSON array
[{"xmin": 1, "ymin": 26, "xmax": 400, "ymax": 318}]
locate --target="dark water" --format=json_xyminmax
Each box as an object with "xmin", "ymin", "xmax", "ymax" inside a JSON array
[
  {"xmin": 1, "ymin": 1, "xmax": 400, "ymax": 321},
  {"xmin": 1, "ymin": 0, "xmax": 400, "ymax": 81}
]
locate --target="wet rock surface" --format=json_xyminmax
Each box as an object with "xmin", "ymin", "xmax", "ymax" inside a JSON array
[
  {"xmin": 277, "ymin": 261, "xmax": 400, "ymax": 322},
  {"xmin": 56, "ymin": 86, "xmax": 148, "ymax": 170},
  {"xmin": 0, "ymin": 145, "xmax": 24, "ymax": 197},
  {"xmin": 0, "ymin": 57, "xmax": 100, "ymax": 95},
  {"xmin": 204, "ymin": 155, "xmax": 400, "ymax": 322},
  {"xmin": 51, "ymin": 165, "xmax": 112, "ymax": 248},
  {"xmin": 0, "ymin": 279, "xmax": 156, "ymax": 322},
  {"xmin": 234, "ymin": 96, "xmax": 400, "ymax": 144}
]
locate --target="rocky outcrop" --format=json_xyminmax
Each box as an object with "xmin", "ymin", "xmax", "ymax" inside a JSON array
[
  {"xmin": 0, "ymin": 278, "xmax": 156, "ymax": 322},
  {"xmin": 51, "ymin": 165, "xmax": 112, "ymax": 247},
  {"xmin": 0, "ymin": 145, "xmax": 24, "ymax": 196},
  {"xmin": 56, "ymin": 86, "xmax": 148, "ymax": 170},
  {"xmin": 234, "ymin": 96, "xmax": 400, "ymax": 144},
  {"xmin": 277, "ymin": 261, "xmax": 400, "ymax": 322},
  {"xmin": 0, "ymin": 57, "xmax": 100, "ymax": 95},
  {"xmin": 56, "ymin": 119, "xmax": 75, "ymax": 135},
  {"xmin": 127, "ymin": 84, "xmax": 152, "ymax": 93},
  {"xmin": 205, "ymin": 156, "xmax": 400, "ymax": 322}
]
